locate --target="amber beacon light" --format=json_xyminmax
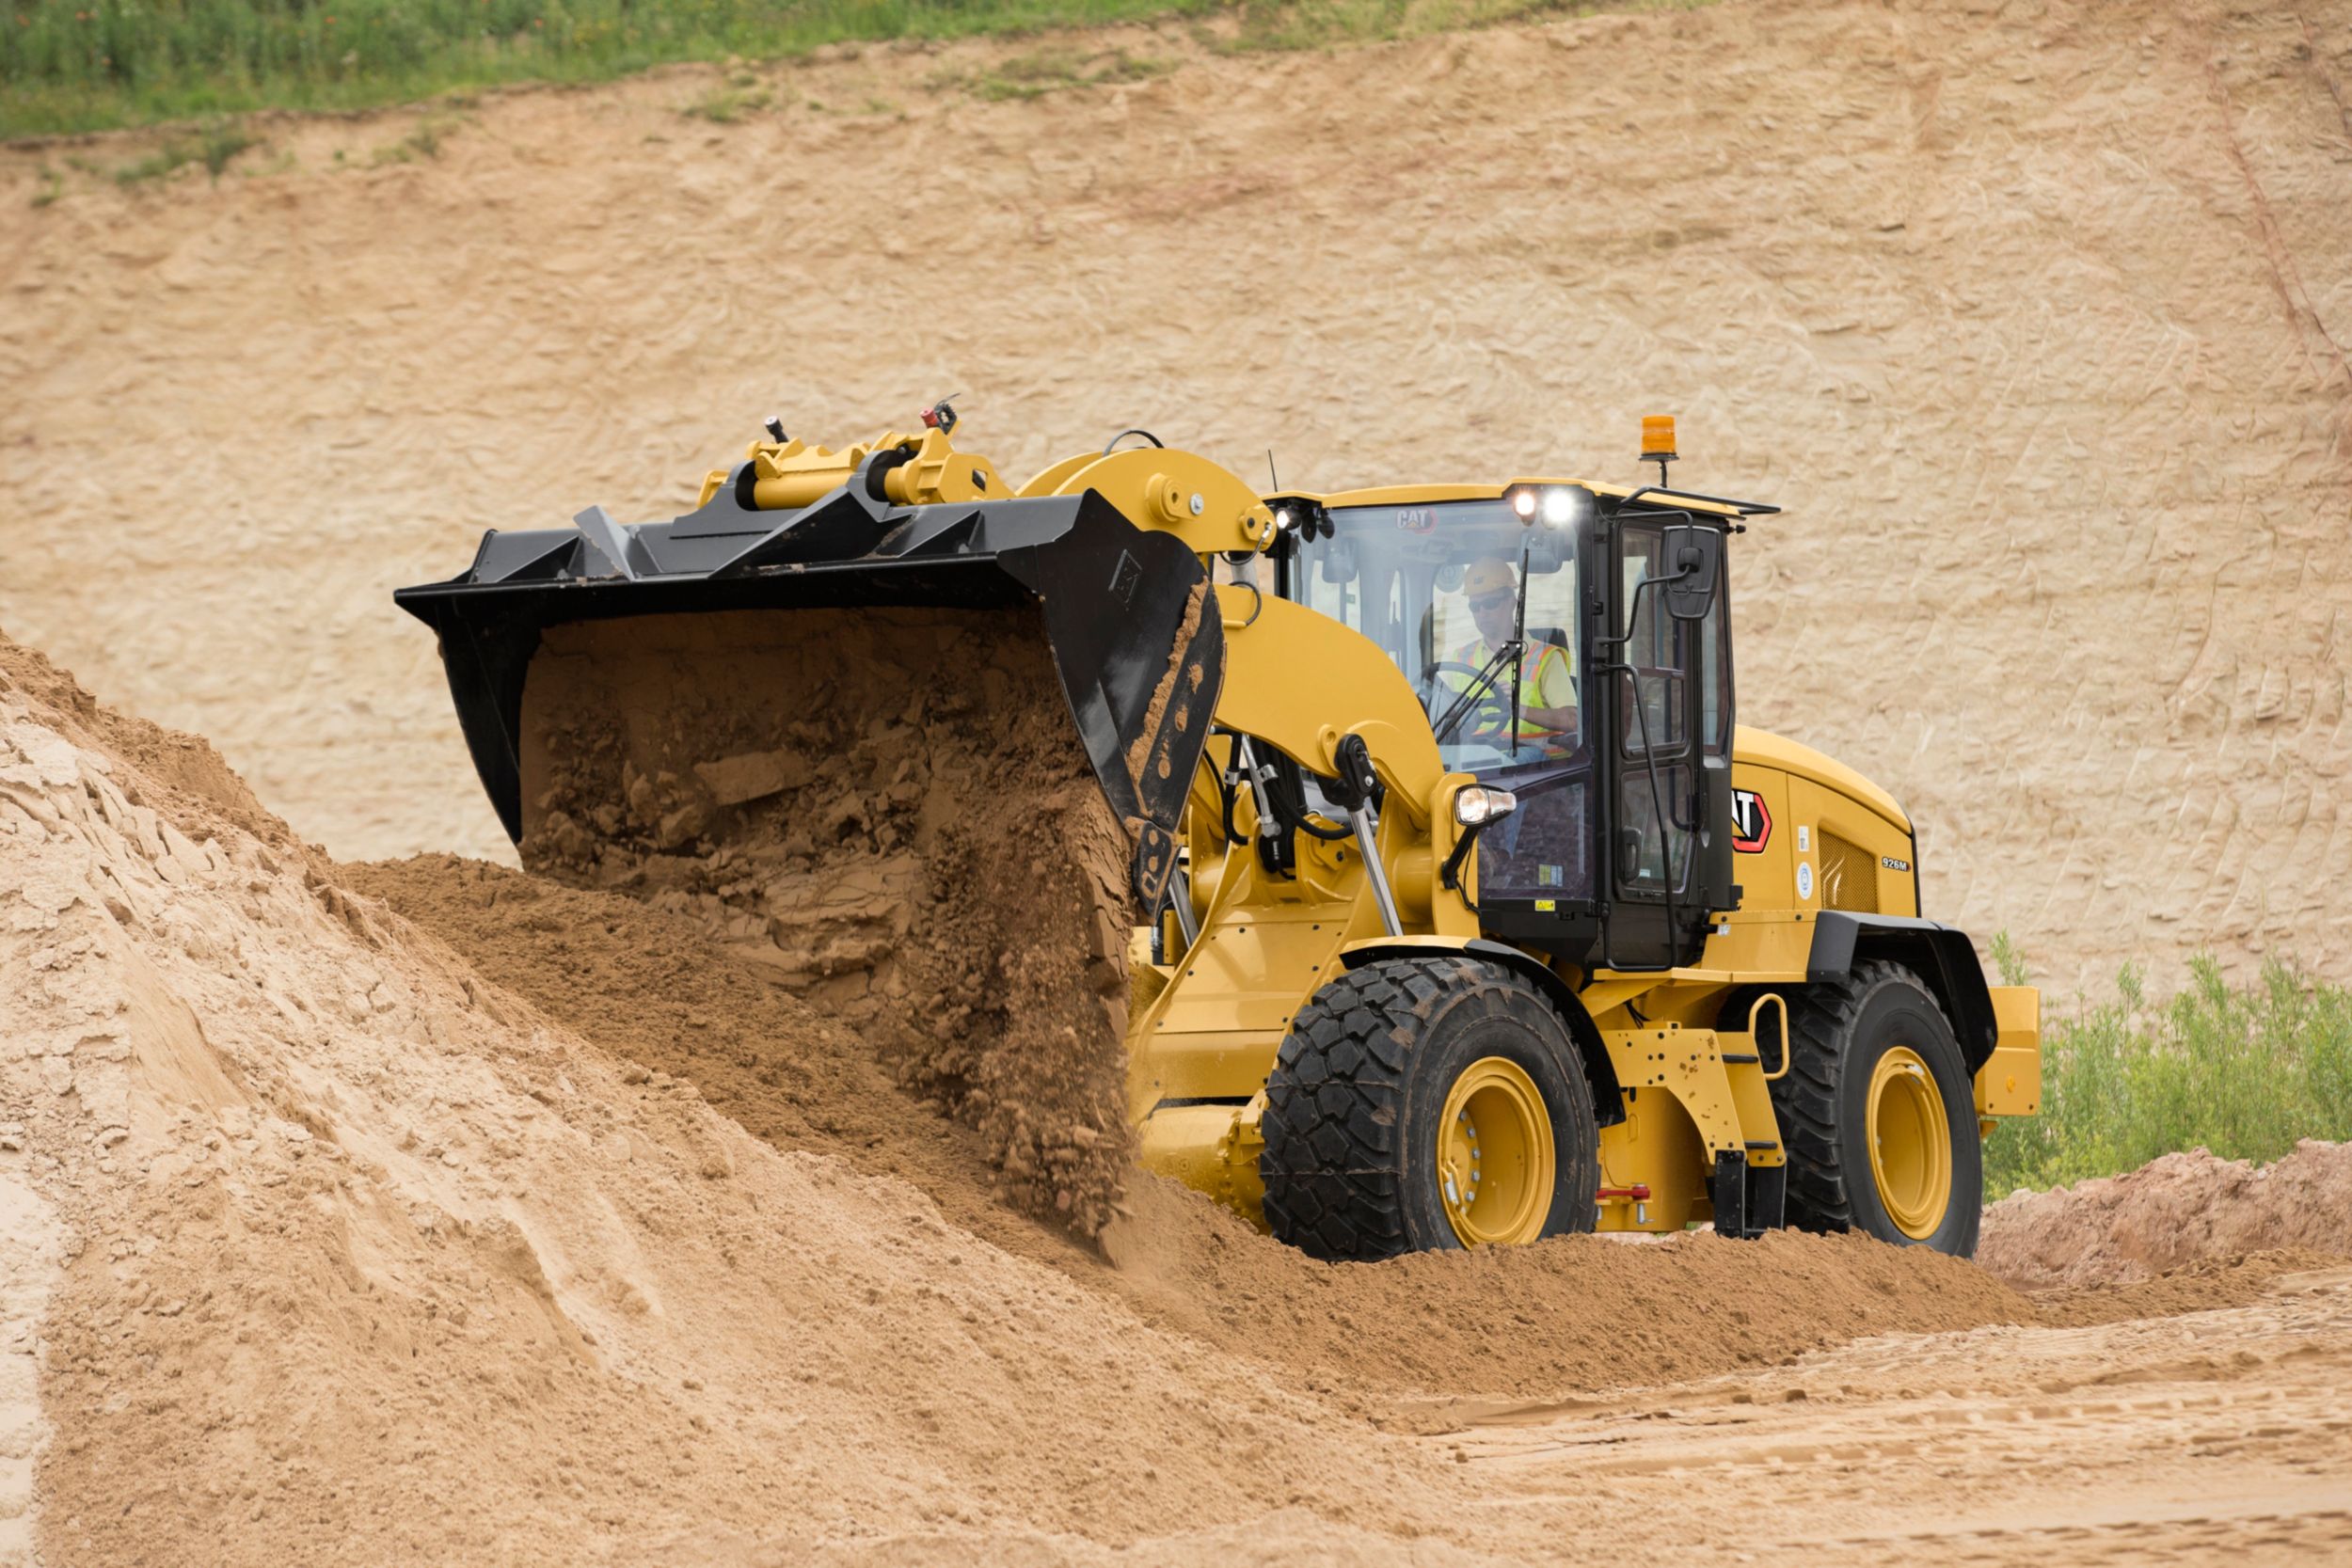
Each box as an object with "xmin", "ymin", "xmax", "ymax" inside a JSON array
[{"xmin": 1641, "ymin": 415, "xmax": 1677, "ymax": 484}]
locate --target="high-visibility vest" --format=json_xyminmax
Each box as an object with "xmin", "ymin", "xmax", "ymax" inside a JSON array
[{"xmin": 1444, "ymin": 641, "xmax": 1575, "ymax": 742}]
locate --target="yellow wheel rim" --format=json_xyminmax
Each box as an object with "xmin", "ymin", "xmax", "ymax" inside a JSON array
[
  {"xmin": 1867, "ymin": 1046, "xmax": 1952, "ymax": 1240},
  {"xmin": 1437, "ymin": 1057, "xmax": 1554, "ymax": 1246}
]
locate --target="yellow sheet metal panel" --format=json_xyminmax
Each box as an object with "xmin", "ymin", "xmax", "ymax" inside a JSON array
[
  {"xmin": 1215, "ymin": 594, "xmax": 1445, "ymax": 829},
  {"xmin": 1724, "ymin": 758, "xmax": 1801, "ymax": 916},
  {"xmin": 1154, "ymin": 910, "xmax": 1346, "ymax": 1036},
  {"xmin": 1132, "ymin": 1030, "xmax": 1283, "ymax": 1112},
  {"xmin": 1292, "ymin": 479, "xmax": 1745, "ymax": 518},
  {"xmin": 1596, "ymin": 1087, "xmax": 1708, "ymax": 1231},
  {"xmin": 1735, "ymin": 725, "xmax": 1911, "ymax": 835},
  {"xmin": 1136, "ymin": 1101, "xmax": 1268, "ymax": 1226},
  {"xmin": 1977, "ymin": 986, "xmax": 2043, "ymax": 1117},
  {"xmin": 1689, "ymin": 912, "xmax": 1813, "ymax": 979},
  {"xmin": 1601, "ymin": 1023, "xmax": 1782, "ymax": 1166},
  {"xmin": 1786, "ymin": 775, "xmax": 1918, "ymax": 921},
  {"xmin": 1130, "ymin": 888, "xmax": 1355, "ymax": 1115}
]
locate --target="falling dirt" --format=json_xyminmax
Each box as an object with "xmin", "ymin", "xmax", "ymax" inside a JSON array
[{"xmin": 515, "ymin": 607, "xmax": 1138, "ymax": 1237}]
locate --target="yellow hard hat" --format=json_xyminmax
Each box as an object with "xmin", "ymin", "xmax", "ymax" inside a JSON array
[{"xmin": 1463, "ymin": 557, "xmax": 1516, "ymax": 598}]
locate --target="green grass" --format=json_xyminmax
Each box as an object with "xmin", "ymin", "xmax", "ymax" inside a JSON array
[
  {"xmin": 106, "ymin": 112, "xmax": 254, "ymax": 177},
  {"xmin": 1982, "ymin": 953, "xmax": 2352, "ymax": 1198},
  {"xmin": 679, "ymin": 77, "xmax": 772, "ymax": 119},
  {"xmin": 931, "ymin": 41, "xmax": 1168, "ymax": 99},
  {"xmin": 0, "ymin": 0, "xmax": 1703, "ymax": 138}
]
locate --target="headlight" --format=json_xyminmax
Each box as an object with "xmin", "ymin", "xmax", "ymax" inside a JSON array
[
  {"xmin": 1454, "ymin": 785, "xmax": 1518, "ymax": 826},
  {"xmin": 1540, "ymin": 487, "xmax": 1581, "ymax": 528},
  {"xmin": 1510, "ymin": 488, "xmax": 1539, "ymax": 519},
  {"xmin": 1274, "ymin": 506, "xmax": 1294, "ymax": 531}
]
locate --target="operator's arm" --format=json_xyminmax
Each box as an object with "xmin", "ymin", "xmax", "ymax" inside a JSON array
[
  {"xmin": 1465, "ymin": 645, "xmax": 1579, "ymax": 743},
  {"xmin": 1517, "ymin": 646, "xmax": 1580, "ymax": 736}
]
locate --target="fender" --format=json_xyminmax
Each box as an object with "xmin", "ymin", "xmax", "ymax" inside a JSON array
[
  {"xmin": 1806, "ymin": 911, "xmax": 1999, "ymax": 1073},
  {"xmin": 1339, "ymin": 936, "xmax": 1626, "ymax": 1126}
]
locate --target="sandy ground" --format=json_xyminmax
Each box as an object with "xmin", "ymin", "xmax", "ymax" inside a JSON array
[
  {"xmin": 1981, "ymin": 1139, "xmax": 2352, "ymax": 1290},
  {"xmin": 2, "ymin": 0, "xmax": 2350, "ymax": 995},
  {"xmin": 2, "ymin": 0, "xmax": 2351, "ymax": 1560},
  {"xmin": 0, "ymin": 630, "xmax": 2345, "ymax": 1565}
]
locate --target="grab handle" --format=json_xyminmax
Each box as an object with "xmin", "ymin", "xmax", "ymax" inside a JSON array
[{"xmin": 1749, "ymin": 993, "xmax": 1792, "ymax": 1082}]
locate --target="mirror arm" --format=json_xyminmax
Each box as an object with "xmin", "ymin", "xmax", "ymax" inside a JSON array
[{"xmin": 1440, "ymin": 819, "xmax": 1486, "ymax": 915}]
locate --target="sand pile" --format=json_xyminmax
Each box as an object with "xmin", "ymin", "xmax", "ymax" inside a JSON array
[
  {"xmin": 12, "ymin": 627, "xmax": 2340, "ymax": 1564},
  {"xmin": 1978, "ymin": 1141, "xmax": 2352, "ymax": 1291},
  {"xmin": 0, "ymin": 631, "xmax": 1469, "ymax": 1563},
  {"xmin": 354, "ymin": 852, "xmax": 2039, "ymax": 1407},
  {"xmin": 516, "ymin": 607, "xmax": 1137, "ymax": 1236}
]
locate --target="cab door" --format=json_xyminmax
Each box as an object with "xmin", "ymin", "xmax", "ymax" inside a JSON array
[{"xmin": 1601, "ymin": 513, "xmax": 1732, "ymax": 968}]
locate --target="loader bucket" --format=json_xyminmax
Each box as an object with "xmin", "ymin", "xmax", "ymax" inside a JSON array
[{"xmin": 394, "ymin": 474, "xmax": 1224, "ymax": 911}]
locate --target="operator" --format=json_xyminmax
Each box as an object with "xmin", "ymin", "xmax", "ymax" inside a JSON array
[{"xmin": 1446, "ymin": 556, "xmax": 1579, "ymax": 755}]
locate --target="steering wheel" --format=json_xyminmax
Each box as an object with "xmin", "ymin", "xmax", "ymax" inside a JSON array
[{"xmin": 1420, "ymin": 660, "xmax": 1515, "ymax": 742}]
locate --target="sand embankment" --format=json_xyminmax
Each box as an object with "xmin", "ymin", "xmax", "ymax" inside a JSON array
[
  {"xmin": 5, "ymin": 0, "xmax": 2351, "ymax": 994},
  {"xmin": 7, "ymin": 628, "xmax": 2349, "ymax": 1560}
]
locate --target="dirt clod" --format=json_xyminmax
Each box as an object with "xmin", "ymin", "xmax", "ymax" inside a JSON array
[{"xmin": 514, "ymin": 607, "xmax": 1138, "ymax": 1238}]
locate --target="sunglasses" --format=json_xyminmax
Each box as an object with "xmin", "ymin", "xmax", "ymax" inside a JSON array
[{"xmin": 1468, "ymin": 590, "xmax": 1514, "ymax": 613}]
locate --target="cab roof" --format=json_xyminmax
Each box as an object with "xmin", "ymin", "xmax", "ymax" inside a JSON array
[{"xmin": 1277, "ymin": 481, "xmax": 1761, "ymax": 520}]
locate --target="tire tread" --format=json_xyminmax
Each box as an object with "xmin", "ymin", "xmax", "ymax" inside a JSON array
[
  {"xmin": 1261, "ymin": 957, "xmax": 1579, "ymax": 1261},
  {"xmin": 1772, "ymin": 959, "xmax": 1977, "ymax": 1251}
]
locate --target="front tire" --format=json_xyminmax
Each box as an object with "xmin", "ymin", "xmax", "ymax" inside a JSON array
[
  {"xmin": 1772, "ymin": 961, "xmax": 1982, "ymax": 1256},
  {"xmin": 1260, "ymin": 958, "xmax": 1600, "ymax": 1260}
]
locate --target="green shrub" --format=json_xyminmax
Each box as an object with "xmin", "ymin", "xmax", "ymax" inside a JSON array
[
  {"xmin": 109, "ymin": 115, "xmax": 255, "ymax": 181},
  {"xmin": 680, "ymin": 82, "xmax": 772, "ymax": 121},
  {"xmin": 1981, "ymin": 951, "xmax": 2352, "ymax": 1196}
]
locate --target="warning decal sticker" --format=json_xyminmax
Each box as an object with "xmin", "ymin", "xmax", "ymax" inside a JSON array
[{"xmin": 1731, "ymin": 789, "xmax": 1772, "ymax": 853}]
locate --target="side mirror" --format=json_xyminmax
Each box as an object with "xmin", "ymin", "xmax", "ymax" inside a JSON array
[{"xmin": 1661, "ymin": 524, "xmax": 1724, "ymax": 621}]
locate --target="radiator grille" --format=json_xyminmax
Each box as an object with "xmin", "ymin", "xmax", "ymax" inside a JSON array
[{"xmin": 1818, "ymin": 831, "xmax": 1879, "ymax": 913}]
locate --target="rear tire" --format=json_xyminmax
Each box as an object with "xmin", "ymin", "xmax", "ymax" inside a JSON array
[
  {"xmin": 1772, "ymin": 961, "xmax": 1981, "ymax": 1256},
  {"xmin": 1260, "ymin": 957, "xmax": 1599, "ymax": 1260}
]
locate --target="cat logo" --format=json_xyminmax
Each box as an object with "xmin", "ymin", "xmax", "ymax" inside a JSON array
[{"xmin": 1731, "ymin": 788, "xmax": 1772, "ymax": 853}]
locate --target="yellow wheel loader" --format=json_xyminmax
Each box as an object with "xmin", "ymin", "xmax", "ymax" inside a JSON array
[{"xmin": 398, "ymin": 404, "xmax": 2041, "ymax": 1260}]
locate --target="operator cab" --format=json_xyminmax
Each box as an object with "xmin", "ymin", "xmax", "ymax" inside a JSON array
[{"xmin": 1266, "ymin": 460, "xmax": 1772, "ymax": 971}]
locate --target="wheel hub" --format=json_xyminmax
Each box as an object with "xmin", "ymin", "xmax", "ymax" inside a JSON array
[
  {"xmin": 1867, "ymin": 1045, "xmax": 1953, "ymax": 1240},
  {"xmin": 1437, "ymin": 1056, "xmax": 1554, "ymax": 1246}
]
